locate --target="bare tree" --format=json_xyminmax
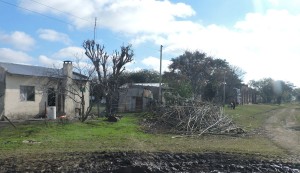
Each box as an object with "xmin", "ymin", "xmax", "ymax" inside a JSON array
[
  {"xmin": 38, "ymin": 59, "xmax": 93, "ymax": 122},
  {"xmin": 83, "ymin": 40, "xmax": 134, "ymax": 116}
]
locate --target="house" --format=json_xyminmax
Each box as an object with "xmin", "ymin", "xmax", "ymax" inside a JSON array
[
  {"xmin": 118, "ymin": 83, "xmax": 168, "ymax": 112},
  {"xmin": 0, "ymin": 61, "xmax": 90, "ymax": 120}
]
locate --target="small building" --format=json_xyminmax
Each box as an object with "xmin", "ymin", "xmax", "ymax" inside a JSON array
[
  {"xmin": 0, "ymin": 61, "xmax": 90, "ymax": 120},
  {"xmin": 118, "ymin": 83, "xmax": 167, "ymax": 112}
]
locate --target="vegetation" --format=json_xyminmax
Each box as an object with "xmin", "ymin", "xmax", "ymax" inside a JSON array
[
  {"xmin": 119, "ymin": 69, "xmax": 160, "ymax": 85},
  {"xmin": 0, "ymin": 104, "xmax": 289, "ymax": 159},
  {"xmin": 225, "ymin": 104, "xmax": 283, "ymax": 131},
  {"xmin": 249, "ymin": 78, "xmax": 294, "ymax": 104},
  {"xmin": 163, "ymin": 51, "xmax": 244, "ymax": 102}
]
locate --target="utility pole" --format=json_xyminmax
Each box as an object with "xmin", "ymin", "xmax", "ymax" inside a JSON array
[
  {"xmin": 93, "ymin": 17, "xmax": 101, "ymax": 117},
  {"xmin": 223, "ymin": 71, "xmax": 226, "ymax": 106},
  {"xmin": 158, "ymin": 45, "xmax": 163, "ymax": 104},
  {"xmin": 93, "ymin": 17, "xmax": 97, "ymax": 41}
]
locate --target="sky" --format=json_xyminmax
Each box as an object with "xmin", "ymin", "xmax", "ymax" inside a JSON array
[{"xmin": 0, "ymin": 0, "xmax": 300, "ymax": 86}]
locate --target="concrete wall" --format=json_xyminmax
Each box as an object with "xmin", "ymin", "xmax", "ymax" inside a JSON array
[
  {"xmin": 4, "ymin": 74, "xmax": 48, "ymax": 119},
  {"xmin": 63, "ymin": 61, "xmax": 74, "ymax": 115},
  {"xmin": 0, "ymin": 67, "xmax": 5, "ymax": 117},
  {"xmin": 4, "ymin": 72, "xmax": 90, "ymax": 120}
]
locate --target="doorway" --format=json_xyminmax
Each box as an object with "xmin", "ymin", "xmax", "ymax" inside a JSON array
[
  {"xmin": 135, "ymin": 97, "xmax": 143, "ymax": 111},
  {"xmin": 47, "ymin": 88, "xmax": 56, "ymax": 106}
]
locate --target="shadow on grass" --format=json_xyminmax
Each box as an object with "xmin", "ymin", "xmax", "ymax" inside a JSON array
[{"xmin": 288, "ymin": 126, "xmax": 300, "ymax": 131}]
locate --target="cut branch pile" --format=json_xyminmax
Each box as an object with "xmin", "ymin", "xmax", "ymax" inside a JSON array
[{"xmin": 147, "ymin": 102, "xmax": 244, "ymax": 136}]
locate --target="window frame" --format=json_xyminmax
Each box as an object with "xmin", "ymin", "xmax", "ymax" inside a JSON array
[{"xmin": 20, "ymin": 85, "xmax": 35, "ymax": 102}]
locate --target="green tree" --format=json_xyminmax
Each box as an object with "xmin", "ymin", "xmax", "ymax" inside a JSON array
[
  {"xmin": 249, "ymin": 78, "xmax": 294, "ymax": 104},
  {"xmin": 163, "ymin": 72, "xmax": 193, "ymax": 98},
  {"xmin": 293, "ymin": 88, "xmax": 300, "ymax": 102},
  {"xmin": 166, "ymin": 50, "xmax": 243, "ymax": 102},
  {"xmin": 119, "ymin": 69, "xmax": 160, "ymax": 85}
]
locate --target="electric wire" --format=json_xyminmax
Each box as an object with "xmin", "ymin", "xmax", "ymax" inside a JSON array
[
  {"xmin": 0, "ymin": 0, "xmax": 161, "ymax": 54},
  {"xmin": 0, "ymin": 0, "xmax": 77, "ymax": 27},
  {"xmin": 28, "ymin": 0, "xmax": 92, "ymax": 23}
]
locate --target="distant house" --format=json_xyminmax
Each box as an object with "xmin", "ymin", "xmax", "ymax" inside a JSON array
[
  {"xmin": 0, "ymin": 61, "xmax": 90, "ymax": 120},
  {"xmin": 240, "ymin": 84, "xmax": 259, "ymax": 104},
  {"xmin": 118, "ymin": 83, "xmax": 168, "ymax": 112}
]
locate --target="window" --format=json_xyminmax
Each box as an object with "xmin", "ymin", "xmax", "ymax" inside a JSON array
[{"xmin": 20, "ymin": 86, "xmax": 35, "ymax": 101}]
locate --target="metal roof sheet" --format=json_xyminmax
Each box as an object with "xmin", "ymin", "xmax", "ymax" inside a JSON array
[
  {"xmin": 120, "ymin": 83, "xmax": 168, "ymax": 89},
  {"xmin": 0, "ymin": 62, "xmax": 87, "ymax": 80}
]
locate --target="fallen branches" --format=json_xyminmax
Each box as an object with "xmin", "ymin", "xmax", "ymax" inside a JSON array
[{"xmin": 146, "ymin": 101, "xmax": 243, "ymax": 136}]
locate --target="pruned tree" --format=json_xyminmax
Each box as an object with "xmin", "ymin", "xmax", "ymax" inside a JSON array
[{"xmin": 83, "ymin": 40, "xmax": 134, "ymax": 116}]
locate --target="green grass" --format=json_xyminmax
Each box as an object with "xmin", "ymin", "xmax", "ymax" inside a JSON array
[
  {"xmin": 296, "ymin": 114, "xmax": 300, "ymax": 124},
  {"xmin": 0, "ymin": 104, "xmax": 290, "ymax": 159},
  {"xmin": 225, "ymin": 104, "xmax": 284, "ymax": 131}
]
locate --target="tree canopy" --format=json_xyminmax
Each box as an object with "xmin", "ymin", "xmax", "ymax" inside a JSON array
[
  {"xmin": 164, "ymin": 50, "xmax": 243, "ymax": 103},
  {"xmin": 119, "ymin": 69, "xmax": 160, "ymax": 85},
  {"xmin": 249, "ymin": 78, "xmax": 294, "ymax": 104}
]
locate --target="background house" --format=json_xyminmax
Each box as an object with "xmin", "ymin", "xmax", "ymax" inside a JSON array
[
  {"xmin": 118, "ymin": 83, "xmax": 168, "ymax": 112},
  {"xmin": 0, "ymin": 61, "xmax": 90, "ymax": 120}
]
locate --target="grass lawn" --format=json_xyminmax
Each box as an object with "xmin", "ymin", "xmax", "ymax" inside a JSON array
[
  {"xmin": 225, "ymin": 104, "xmax": 284, "ymax": 131},
  {"xmin": 0, "ymin": 104, "xmax": 290, "ymax": 159}
]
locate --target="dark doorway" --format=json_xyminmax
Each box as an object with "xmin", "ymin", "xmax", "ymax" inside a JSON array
[
  {"xmin": 47, "ymin": 88, "xmax": 56, "ymax": 106},
  {"xmin": 135, "ymin": 97, "xmax": 143, "ymax": 111},
  {"xmin": 57, "ymin": 94, "xmax": 64, "ymax": 113}
]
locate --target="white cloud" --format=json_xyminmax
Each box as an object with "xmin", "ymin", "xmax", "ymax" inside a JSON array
[
  {"xmin": 17, "ymin": 0, "xmax": 300, "ymax": 86},
  {"xmin": 0, "ymin": 31, "xmax": 35, "ymax": 51},
  {"xmin": 141, "ymin": 56, "xmax": 171, "ymax": 72},
  {"xmin": 38, "ymin": 29, "xmax": 71, "ymax": 45},
  {"xmin": 0, "ymin": 48, "xmax": 33, "ymax": 63},
  {"xmin": 100, "ymin": 0, "xmax": 195, "ymax": 34},
  {"xmin": 267, "ymin": 0, "xmax": 300, "ymax": 12},
  {"xmin": 129, "ymin": 9, "xmax": 300, "ymax": 86},
  {"xmin": 39, "ymin": 46, "xmax": 89, "ymax": 68},
  {"xmin": 52, "ymin": 46, "xmax": 86, "ymax": 60},
  {"xmin": 19, "ymin": 0, "xmax": 195, "ymax": 34},
  {"xmin": 38, "ymin": 55, "xmax": 61, "ymax": 67}
]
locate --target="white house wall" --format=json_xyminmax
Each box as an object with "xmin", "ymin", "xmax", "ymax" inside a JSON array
[
  {"xmin": 0, "ymin": 67, "xmax": 5, "ymax": 117},
  {"xmin": 4, "ymin": 74, "xmax": 90, "ymax": 119},
  {"xmin": 5, "ymin": 74, "xmax": 49, "ymax": 119}
]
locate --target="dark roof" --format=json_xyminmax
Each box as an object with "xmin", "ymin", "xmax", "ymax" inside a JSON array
[{"xmin": 0, "ymin": 62, "xmax": 87, "ymax": 80}]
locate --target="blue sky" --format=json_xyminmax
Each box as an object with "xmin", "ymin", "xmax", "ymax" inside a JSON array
[{"xmin": 1, "ymin": 0, "xmax": 300, "ymax": 86}]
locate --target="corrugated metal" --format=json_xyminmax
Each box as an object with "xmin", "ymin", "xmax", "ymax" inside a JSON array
[{"xmin": 0, "ymin": 62, "xmax": 86, "ymax": 80}]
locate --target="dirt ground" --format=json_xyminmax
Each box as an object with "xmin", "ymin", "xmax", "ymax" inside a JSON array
[
  {"xmin": 264, "ymin": 107, "xmax": 300, "ymax": 163},
  {"xmin": 0, "ymin": 152, "xmax": 299, "ymax": 172}
]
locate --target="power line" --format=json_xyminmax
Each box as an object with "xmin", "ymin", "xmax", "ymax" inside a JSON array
[
  {"xmin": 28, "ymin": 0, "xmax": 92, "ymax": 23},
  {"xmin": 0, "ymin": 0, "xmax": 76, "ymax": 27},
  {"xmin": 0, "ymin": 0, "xmax": 161, "ymax": 54}
]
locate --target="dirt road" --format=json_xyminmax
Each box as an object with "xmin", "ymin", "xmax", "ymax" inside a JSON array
[{"xmin": 264, "ymin": 105, "xmax": 300, "ymax": 162}]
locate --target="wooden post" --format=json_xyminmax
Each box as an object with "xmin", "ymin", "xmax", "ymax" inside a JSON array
[{"xmin": 3, "ymin": 115, "xmax": 16, "ymax": 129}]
